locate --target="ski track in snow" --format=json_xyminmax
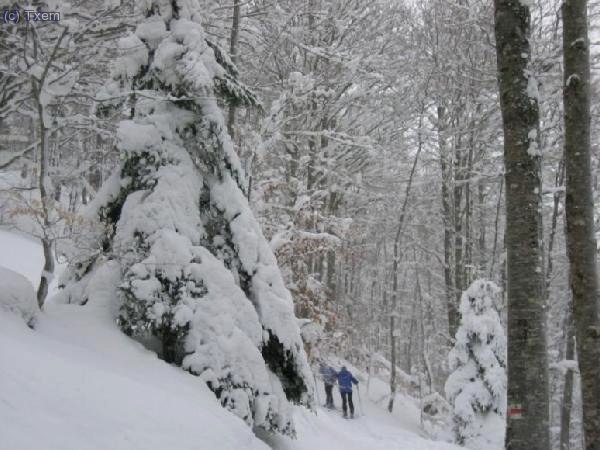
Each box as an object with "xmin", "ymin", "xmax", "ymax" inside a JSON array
[{"xmin": 0, "ymin": 229, "xmax": 462, "ymax": 450}]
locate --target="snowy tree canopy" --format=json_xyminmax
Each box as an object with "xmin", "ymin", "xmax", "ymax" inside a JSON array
[
  {"xmin": 444, "ymin": 279, "xmax": 506, "ymax": 448},
  {"xmin": 56, "ymin": 0, "xmax": 313, "ymax": 436}
]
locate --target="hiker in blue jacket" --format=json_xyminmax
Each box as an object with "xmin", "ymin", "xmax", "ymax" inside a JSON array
[
  {"xmin": 337, "ymin": 366, "xmax": 359, "ymax": 418},
  {"xmin": 319, "ymin": 362, "xmax": 338, "ymax": 409}
]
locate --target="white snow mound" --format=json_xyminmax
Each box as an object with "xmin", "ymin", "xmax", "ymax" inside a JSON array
[{"xmin": 0, "ymin": 265, "xmax": 38, "ymax": 326}]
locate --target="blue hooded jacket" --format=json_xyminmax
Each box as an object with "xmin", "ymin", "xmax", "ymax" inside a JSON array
[
  {"xmin": 337, "ymin": 366, "xmax": 358, "ymax": 393},
  {"xmin": 319, "ymin": 363, "xmax": 338, "ymax": 385}
]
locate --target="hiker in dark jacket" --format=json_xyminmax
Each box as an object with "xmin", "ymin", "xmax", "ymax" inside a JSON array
[
  {"xmin": 319, "ymin": 362, "xmax": 338, "ymax": 409},
  {"xmin": 337, "ymin": 366, "xmax": 359, "ymax": 418}
]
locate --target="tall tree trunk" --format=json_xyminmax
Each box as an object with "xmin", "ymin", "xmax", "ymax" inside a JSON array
[
  {"xmin": 562, "ymin": 1, "xmax": 600, "ymax": 447},
  {"xmin": 388, "ymin": 106, "xmax": 425, "ymax": 413},
  {"xmin": 388, "ymin": 243, "xmax": 398, "ymax": 413},
  {"xmin": 453, "ymin": 137, "xmax": 463, "ymax": 317},
  {"xmin": 33, "ymin": 83, "xmax": 55, "ymax": 309},
  {"xmin": 494, "ymin": 1, "xmax": 550, "ymax": 448},
  {"xmin": 438, "ymin": 105, "xmax": 457, "ymax": 337},
  {"xmin": 464, "ymin": 127, "xmax": 475, "ymax": 285}
]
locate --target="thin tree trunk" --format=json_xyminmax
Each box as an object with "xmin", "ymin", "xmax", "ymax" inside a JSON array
[
  {"xmin": 562, "ymin": 1, "xmax": 600, "ymax": 447},
  {"xmin": 389, "ymin": 104, "xmax": 425, "ymax": 413},
  {"xmin": 494, "ymin": 1, "xmax": 550, "ymax": 447},
  {"xmin": 388, "ymin": 309, "xmax": 397, "ymax": 412},
  {"xmin": 464, "ymin": 127, "xmax": 475, "ymax": 285},
  {"xmin": 478, "ymin": 182, "xmax": 486, "ymax": 271},
  {"xmin": 546, "ymin": 155, "xmax": 565, "ymax": 292},
  {"xmin": 416, "ymin": 264, "xmax": 433, "ymax": 392},
  {"xmin": 227, "ymin": 0, "xmax": 241, "ymax": 140},
  {"xmin": 389, "ymin": 268, "xmax": 408, "ymax": 412},
  {"xmin": 560, "ymin": 312, "xmax": 576, "ymax": 450},
  {"xmin": 453, "ymin": 129, "xmax": 464, "ymax": 328},
  {"xmin": 324, "ymin": 128, "xmax": 337, "ymax": 299},
  {"xmin": 406, "ymin": 300, "xmax": 416, "ymax": 372},
  {"xmin": 453, "ymin": 203, "xmax": 463, "ymax": 310},
  {"xmin": 30, "ymin": 27, "xmax": 67, "ymax": 308},
  {"xmin": 438, "ymin": 105, "xmax": 457, "ymax": 336},
  {"xmin": 489, "ymin": 178, "xmax": 503, "ymax": 279},
  {"xmin": 35, "ymin": 98, "xmax": 55, "ymax": 308}
]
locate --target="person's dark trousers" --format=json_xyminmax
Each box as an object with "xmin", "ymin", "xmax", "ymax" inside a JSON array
[
  {"xmin": 341, "ymin": 391, "xmax": 354, "ymax": 416},
  {"xmin": 324, "ymin": 384, "xmax": 334, "ymax": 407}
]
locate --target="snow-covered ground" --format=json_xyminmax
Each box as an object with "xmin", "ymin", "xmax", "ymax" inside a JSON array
[
  {"xmin": 267, "ymin": 383, "xmax": 460, "ymax": 450},
  {"xmin": 0, "ymin": 229, "xmax": 463, "ymax": 450},
  {"xmin": 0, "ymin": 303, "xmax": 267, "ymax": 450}
]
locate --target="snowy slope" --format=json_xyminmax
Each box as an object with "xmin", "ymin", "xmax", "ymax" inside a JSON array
[
  {"xmin": 0, "ymin": 229, "xmax": 267, "ymax": 450},
  {"xmin": 0, "ymin": 305, "xmax": 463, "ymax": 450},
  {"xmin": 0, "ymin": 229, "xmax": 464, "ymax": 450},
  {"xmin": 0, "ymin": 304, "xmax": 268, "ymax": 450},
  {"xmin": 263, "ymin": 373, "xmax": 463, "ymax": 450},
  {"xmin": 269, "ymin": 402, "xmax": 461, "ymax": 450}
]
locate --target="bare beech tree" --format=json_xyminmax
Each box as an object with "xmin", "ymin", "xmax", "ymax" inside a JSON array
[
  {"xmin": 493, "ymin": 0, "xmax": 550, "ymax": 448},
  {"xmin": 562, "ymin": 0, "xmax": 600, "ymax": 448}
]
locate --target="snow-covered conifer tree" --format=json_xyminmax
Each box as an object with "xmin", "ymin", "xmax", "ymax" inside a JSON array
[
  {"xmin": 444, "ymin": 280, "xmax": 506, "ymax": 448},
  {"xmin": 58, "ymin": 0, "xmax": 313, "ymax": 436}
]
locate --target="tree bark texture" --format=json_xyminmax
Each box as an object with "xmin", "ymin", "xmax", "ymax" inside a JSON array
[
  {"xmin": 560, "ymin": 316, "xmax": 575, "ymax": 450},
  {"xmin": 562, "ymin": 1, "xmax": 600, "ymax": 448},
  {"xmin": 494, "ymin": 1, "xmax": 550, "ymax": 448}
]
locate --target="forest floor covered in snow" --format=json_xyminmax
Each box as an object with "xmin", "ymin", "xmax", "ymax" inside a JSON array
[
  {"xmin": 0, "ymin": 229, "xmax": 463, "ymax": 450},
  {"xmin": 265, "ymin": 381, "xmax": 461, "ymax": 450}
]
